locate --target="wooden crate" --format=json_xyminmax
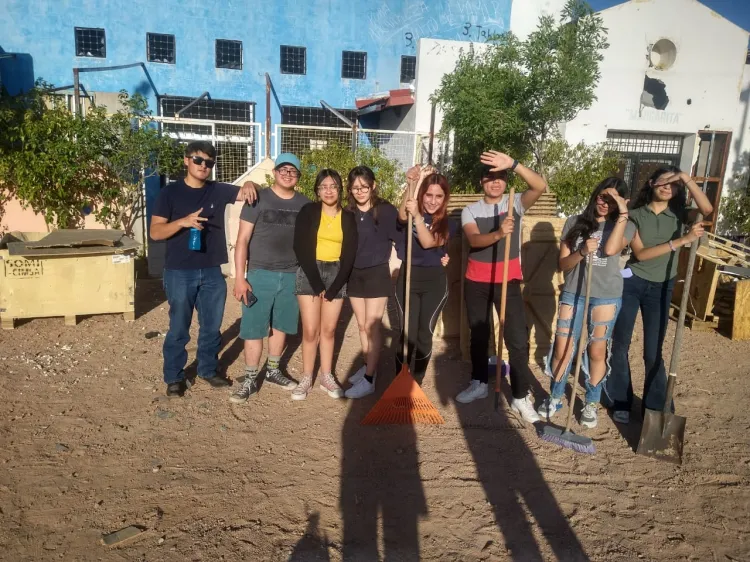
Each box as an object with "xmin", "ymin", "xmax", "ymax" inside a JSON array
[
  {"xmin": 0, "ymin": 230, "xmax": 139, "ymax": 329},
  {"xmin": 672, "ymin": 232, "xmax": 750, "ymax": 324}
]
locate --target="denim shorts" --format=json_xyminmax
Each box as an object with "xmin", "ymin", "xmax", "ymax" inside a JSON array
[
  {"xmin": 239, "ymin": 269, "xmax": 299, "ymax": 340},
  {"xmin": 295, "ymin": 260, "xmax": 347, "ymax": 299},
  {"xmin": 544, "ymin": 291, "xmax": 622, "ymax": 400}
]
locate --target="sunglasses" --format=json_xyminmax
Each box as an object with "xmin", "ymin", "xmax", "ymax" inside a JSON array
[{"xmin": 189, "ymin": 155, "xmax": 216, "ymax": 169}]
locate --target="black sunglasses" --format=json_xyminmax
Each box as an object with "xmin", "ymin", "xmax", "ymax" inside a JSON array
[{"xmin": 189, "ymin": 155, "xmax": 216, "ymax": 169}]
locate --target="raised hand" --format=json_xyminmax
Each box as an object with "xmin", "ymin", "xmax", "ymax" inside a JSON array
[{"xmin": 480, "ymin": 150, "xmax": 515, "ymax": 172}]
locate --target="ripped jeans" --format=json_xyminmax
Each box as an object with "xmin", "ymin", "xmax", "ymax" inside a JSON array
[{"xmin": 544, "ymin": 291, "xmax": 622, "ymax": 404}]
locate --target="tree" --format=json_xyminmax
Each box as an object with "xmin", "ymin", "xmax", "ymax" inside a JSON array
[
  {"xmin": 95, "ymin": 91, "xmax": 183, "ymax": 236},
  {"xmin": 545, "ymin": 137, "xmax": 619, "ymax": 215},
  {"xmin": 433, "ymin": 0, "xmax": 608, "ymax": 190},
  {"xmin": 1, "ymin": 87, "xmax": 109, "ymax": 229}
]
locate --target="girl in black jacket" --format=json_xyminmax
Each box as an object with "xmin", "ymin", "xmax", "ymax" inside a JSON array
[{"xmin": 292, "ymin": 169, "xmax": 358, "ymax": 401}]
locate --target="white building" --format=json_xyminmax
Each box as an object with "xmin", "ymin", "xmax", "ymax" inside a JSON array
[{"xmin": 414, "ymin": 0, "xmax": 750, "ymax": 230}]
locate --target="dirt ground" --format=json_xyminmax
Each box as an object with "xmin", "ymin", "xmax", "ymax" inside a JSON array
[{"xmin": 0, "ymin": 277, "xmax": 748, "ymax": 562}]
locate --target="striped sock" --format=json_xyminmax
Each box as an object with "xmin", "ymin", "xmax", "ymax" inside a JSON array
[{"xmin": 267, "ymin": 355, "xmax": 281, "ymax": 371}]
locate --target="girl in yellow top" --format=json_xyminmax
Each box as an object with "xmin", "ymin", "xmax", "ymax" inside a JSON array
[{"xmin": 292, "ymin": 170, "xmax": 358, "ymax": 400}]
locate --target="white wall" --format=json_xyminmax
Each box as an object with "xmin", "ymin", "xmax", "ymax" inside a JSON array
[
  {"xmin": 564, "ymin": 0, "xmax": 749, "ymax": 147},
  {"xmin": 509, "ymin": 0, "xmax": 567, "ymax": 40},
  {"xmin": 414, "ymin": 39, "xmax": 490, "ymax": 133}
]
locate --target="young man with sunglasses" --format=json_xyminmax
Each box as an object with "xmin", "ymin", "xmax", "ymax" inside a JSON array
[
  {"xmin": 455, "ymin": 151, "xmax": 547, "ymax": 423},
  {"xmin": 151, "ymin": 141, "xmax": 259, "ymax": 397},
  {"xmin": 230, "ymin": 153, "xmax": 311, "ymax": 404}
]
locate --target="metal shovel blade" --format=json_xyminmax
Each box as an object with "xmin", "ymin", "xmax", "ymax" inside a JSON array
[{"xmin": 636, "ymin": 409, "xmax": 686, "ymax": 465}]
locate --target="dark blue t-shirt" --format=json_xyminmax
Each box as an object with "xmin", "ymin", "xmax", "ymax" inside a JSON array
[
  {"xmin": 395, "ymin": 213, "xmax": 457, "ymax": 267},
  {"xmin": 152, "ymin": 179, "xmax": 239, "ymax": 270},
  {"xmin": 353, "ymin": 202, "xmax": 399, "ymax": 269}
]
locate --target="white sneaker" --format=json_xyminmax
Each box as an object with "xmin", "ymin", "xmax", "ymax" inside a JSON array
[
  {"xmin": 291, "ymin": 375, "xmax": 313, "ymax": 401},
  {"xmin": 349, "ymin": 364, "xmax": 367, "ymax": 385},
  {"xmin": 511, "ymin": 395, "xmax": 541, "ymax": 423},
  {"xmin": 345, "ymin": 377, "xmax": 375, "ymax": 399},
  {"xmin": 455, "ymin": 380, "xmax": 488, "ymax": 404}
]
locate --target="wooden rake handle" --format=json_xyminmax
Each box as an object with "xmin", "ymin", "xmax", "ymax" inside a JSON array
[{"xmin": 495, "ymin": 188, "xmax": 515, "ymax": 397}]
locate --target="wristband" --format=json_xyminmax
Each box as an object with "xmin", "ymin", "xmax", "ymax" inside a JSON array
[
  {"xmin": 668, "ymin": 240, "xmax": 675, "ymax": 252},
  {"xmin": 579, "ymin": 248, "xmax": 586, "ymax": 257},
  {"xmin": 511, "ymin": 159, "xmax": 519, "ymax": 171}
]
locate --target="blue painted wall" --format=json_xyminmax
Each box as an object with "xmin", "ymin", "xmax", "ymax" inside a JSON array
[{"xmin": 1, "ymin": 0, "xmax": 512, "ymax": 120}]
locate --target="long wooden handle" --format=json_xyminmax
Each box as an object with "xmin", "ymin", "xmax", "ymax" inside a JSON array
[
  {"xmin": 564, "ymin": 255, "xmax": 594, "ymax": 433},
  {"xmin": 664, "ymin": 213, "xmax": 703, "ymax": 413},
  {"xmin": 495, "ymin": 188, "xmax": 515, "ymax": 394},
  {"xmin": 402, "ymin": 175, "xmax": 424, "ymax": 359}
]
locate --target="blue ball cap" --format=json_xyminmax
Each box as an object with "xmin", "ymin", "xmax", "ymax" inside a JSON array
[{"xmin": 274, "ymin": 153, "xmax": 301, "ymax": 173}]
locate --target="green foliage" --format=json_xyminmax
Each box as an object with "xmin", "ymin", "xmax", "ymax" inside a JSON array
[
  {"xmin": 95, "ymin": 91, "xmax": 183, "ymax": 235},
  {"xmin": 0, "ymin": 84, "xmax": 110, "ymax": 228},
  {"xmin": 719, "ymin": 187, "xmax": 750, "ymax": 237},
  {"xmin": 544, "ymin": 137, "xmax": 619, "ymax": 215},
  {"xmin": 271, "ymin": 143, "xmax": 405, "ymax": 205},
  {"xmin": 0, "ymin": 85, "xmax": 182, "ymax": 234},
  {"xmin": 433, "ymin": 0, "xmax": 608, "ymax": 190}
]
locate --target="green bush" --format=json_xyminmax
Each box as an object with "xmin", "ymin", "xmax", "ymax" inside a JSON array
[
  {"xmin": 545, "ymin": 138, "xmax": 620, "ymax": 216},
  {"xmin": 269, "ymin": 143, "xmax": 405, "ymax": 205},
  {"xmin": 719, "ymin": 187, "xmax": 750, "ymax": 237}
]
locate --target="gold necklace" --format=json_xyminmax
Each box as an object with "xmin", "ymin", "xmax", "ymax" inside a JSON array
[{"xmin": 322, "ymin": 209, "xmax": 339, "ymax": 228}]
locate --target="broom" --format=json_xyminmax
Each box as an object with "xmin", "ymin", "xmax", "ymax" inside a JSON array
[
  {"xmin": 494, "ymin": 187, "xmax": 515, "ymax": 411},
  {"xmin": 539, "ymin": 255, "xmax": 596, "ymax": 454},
  {"xmin": 361, "ymin": 167, "xmax": 444, "ymax": 425}
]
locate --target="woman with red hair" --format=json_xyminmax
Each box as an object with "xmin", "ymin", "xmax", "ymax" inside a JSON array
[{"xmin": 394, "ymin": 167, "xmax": 455, "ymax": 384}]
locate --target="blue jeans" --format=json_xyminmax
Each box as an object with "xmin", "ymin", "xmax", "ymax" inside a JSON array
[
  {"xmin": 604, "ymin": 274, "xmax": 675, "ymax": 413},
  {"xmin": 545, "ymin": 292, "xmax": 622, "ymax": 404},
  {"xmin": 162, "ymin": 267, "xmax": 227, "ymax": 384}
]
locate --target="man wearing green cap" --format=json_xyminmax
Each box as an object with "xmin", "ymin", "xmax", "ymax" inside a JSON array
[{"xmin": 230, "ymin": 153, "xmax": 311, "ymax": 403}]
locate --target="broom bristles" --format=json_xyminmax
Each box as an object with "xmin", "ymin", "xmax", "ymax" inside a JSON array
[{"xmin": 538, "ymin": 425, "xmax": 596, "ymax": 454}]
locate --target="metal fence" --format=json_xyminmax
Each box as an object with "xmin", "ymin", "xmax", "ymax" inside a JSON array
[
  {"xmin": 273, "ymin": 124, "xmax": 438, "ymax": 172},
  {"xmin": 153, "ymin": 117, "xmax": 263, "ymax": 184}
]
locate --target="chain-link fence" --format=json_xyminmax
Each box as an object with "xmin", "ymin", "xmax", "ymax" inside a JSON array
[
  {"xmin": 153, "ymin": 117, "xmax": 263, "ymax": 184},
  {"xmin": 274, "ymin": 124, "xmax": 441, "ymax": 172}
]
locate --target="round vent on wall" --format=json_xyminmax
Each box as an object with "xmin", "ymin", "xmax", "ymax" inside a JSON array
[{"xmin": 650, "ymin": 39, "xmax": 677, "ymax": 70}]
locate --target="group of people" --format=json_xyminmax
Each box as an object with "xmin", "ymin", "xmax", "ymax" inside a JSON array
[{"xmin": 151, "ymin": 140, "xmax": 711, "ymax": 429}]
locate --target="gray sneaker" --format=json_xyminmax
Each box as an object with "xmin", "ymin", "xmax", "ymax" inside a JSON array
[
  {"xmin": 229, "ymin": 370, "xmax": 259, "ymax": 404},
  {"xmin": 264, "ymin": 368, "xmax": 298, "ymax": 390},
  {"xmin": 580, "ymin": 402, "xmax": 598, "ymax": 428},
  {"xmin": 612, "ymin": 410, "xmax": 630, "ymax": 425}
]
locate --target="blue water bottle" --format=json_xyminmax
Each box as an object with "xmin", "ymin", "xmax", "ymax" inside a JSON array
[{"xmin": 188, "ymin": 227, "xmax": 202, "ymax": 251}]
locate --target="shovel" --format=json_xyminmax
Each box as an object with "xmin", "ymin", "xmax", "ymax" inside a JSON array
[{"xmin": 636, "ymin": 215, "xmax": 702, "ymax": 465}]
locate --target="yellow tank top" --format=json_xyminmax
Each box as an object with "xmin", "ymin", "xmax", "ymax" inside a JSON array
[{"xmin": 316, "ymin": 209, "xmax": 343, "ymax": 261}]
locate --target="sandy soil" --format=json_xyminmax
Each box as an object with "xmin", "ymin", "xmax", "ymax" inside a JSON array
[{"xmin": 0, "ymin": 277, "xmax": 748, "ymax": 562}]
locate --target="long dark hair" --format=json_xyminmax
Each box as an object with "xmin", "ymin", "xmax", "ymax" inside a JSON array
[
  {"xmin": 632, "ymin": 165, "xmax": 687, "ymax": 212},
  {"xmin": 564, "ymin": 177, "xmax": 628, "ymax": 247},
  {"xmin": 417, "ymin": 173, "xmax": 451, "ymax": 245},
  {"xmin": 314, "ymin": 169, "xmax": 343, "ymax": 207},
  {"xmin": 346, "ymin": 166, "xmax": 383, "ymax": 223}
]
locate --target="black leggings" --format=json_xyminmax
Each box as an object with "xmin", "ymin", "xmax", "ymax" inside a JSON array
[
  {"xmin": 394, "ymin": 265, "xmax": 449, "ymax": 381},
  {"xmin": 464, "ymin": 279, "xmax": 532, "ymax": 399}
]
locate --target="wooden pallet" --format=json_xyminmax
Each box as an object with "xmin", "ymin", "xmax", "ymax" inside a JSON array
[
  {"xmin": 669, "ymin": 303, "xmax": 718, "ymax": 332},
  {"xmin": 1, "ymin": 312, "xmax": 135, "ymax": 330}
]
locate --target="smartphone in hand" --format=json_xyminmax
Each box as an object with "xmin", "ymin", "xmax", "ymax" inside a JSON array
[{"xmin": 245, "ymin": 290, "xmax": 258, "ymax": 308}]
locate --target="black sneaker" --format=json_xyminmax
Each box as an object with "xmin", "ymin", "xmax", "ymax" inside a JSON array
[
  {"xmin": 230, "ymin": 370, "xmax": 260, "ymax": 404},
  {"xmin": 264, "ymin": 368, "xmax": 298, "ymax": 390},
  {"xmin": 166, "ymin": 381, "xmax": 187, "ymax": 397},
  {"xmin": 202, "ymin": 375, "xmax": 232, "ymax": 388}
]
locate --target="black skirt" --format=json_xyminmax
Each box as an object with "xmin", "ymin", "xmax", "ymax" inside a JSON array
[{"xmin": 347, "ymin": 263, "xmax": 392, "ymax": 299}]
